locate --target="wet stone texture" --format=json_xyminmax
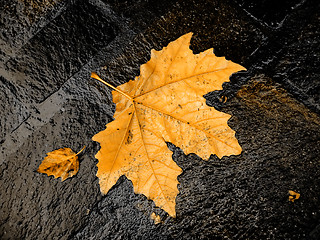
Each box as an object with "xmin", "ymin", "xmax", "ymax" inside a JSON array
[
  {"xmin": 0, "ymin": 0, "xmax": 319, "ymax": 239},
  {"xmin": 0, "ymin": 0, "xmax": 68, "ymax": 65}
]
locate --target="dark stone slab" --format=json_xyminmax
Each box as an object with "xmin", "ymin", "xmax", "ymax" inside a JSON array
[
  {"xmin": 0, "ymin": 76, "xmax": 30, "ymax": 144},
  {"xmin": 102, "ymin": 0, "xmax": 178, "ymax": 30},
  {"xmin": 272, "ymin": 8, "xmax": 320, "ymax": 113},
  {"xmin": 0, "ymin": 0, "xmax": 120, "ymax": 153},
  {"xmin": 221, "ymin": 0, "xmax": 320, "ymax": 114},
  {"xmin": 233, "ymin": 0, "xmax": 304, "ymax": 27},
  {"xmin": 0, "ymin": 0, "xmax": 68, "ymax": 63},
  {"xmin": 1, "ymin": 0, "xmax": 117, "ymax": 104}
]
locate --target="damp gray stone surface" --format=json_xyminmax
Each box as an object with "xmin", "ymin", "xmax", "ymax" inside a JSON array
[{"xmin": 0, "ymin": 0, "xmax": 319, "ymax": 239}]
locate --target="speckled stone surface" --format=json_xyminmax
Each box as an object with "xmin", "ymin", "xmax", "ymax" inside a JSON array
[{"xmin": 0, "ymin": 0, "xmax": 319, "ymax": 239}]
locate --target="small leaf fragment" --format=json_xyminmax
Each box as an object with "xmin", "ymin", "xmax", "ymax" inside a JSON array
[
  {"xmin": 37, "ymin": 146, "xmax": 85, "ymax": 181},
  {"xmin": 288, "ymin": 190, "xmax": 300, "ymax": 202},
  {"xmin": 150, "ymin": 212, "xmax": 161, "ymax": 224}
]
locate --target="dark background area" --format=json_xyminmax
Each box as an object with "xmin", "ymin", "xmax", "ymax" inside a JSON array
[{"xmin": 0, "ymin": 0, "xmax": 319, "ymax": 239}]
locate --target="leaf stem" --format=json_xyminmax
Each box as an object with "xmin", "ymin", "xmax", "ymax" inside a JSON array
[
  {"xmin": 76, "ymin": 145, "xmax": 86, "ymax": 156},
  {"xmin": 91, "ymin": 72, "xmax": 133, "ymax": 101}
]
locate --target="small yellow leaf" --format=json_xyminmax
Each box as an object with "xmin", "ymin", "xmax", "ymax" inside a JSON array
[
  {"xmin": 150, "ymin": 212, "xmax": 161, "ymax": 224},
  {"xmin": 37, "ymin": 146, "xmax": 85, "ymax": 181},
  {"xmin": 288, "ymin": 190, "xmax": 300, "ymax": 202}
]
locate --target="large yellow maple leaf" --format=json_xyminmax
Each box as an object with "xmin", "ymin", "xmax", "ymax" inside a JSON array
[{"xmin": 92, "ymin": 33, "xmax": 245, "ymax": 217}]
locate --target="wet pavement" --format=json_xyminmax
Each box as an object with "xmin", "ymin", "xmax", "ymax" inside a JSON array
[{"xmin": 0, "ymin": 0, "xmax": 319, "ymax": 239}]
